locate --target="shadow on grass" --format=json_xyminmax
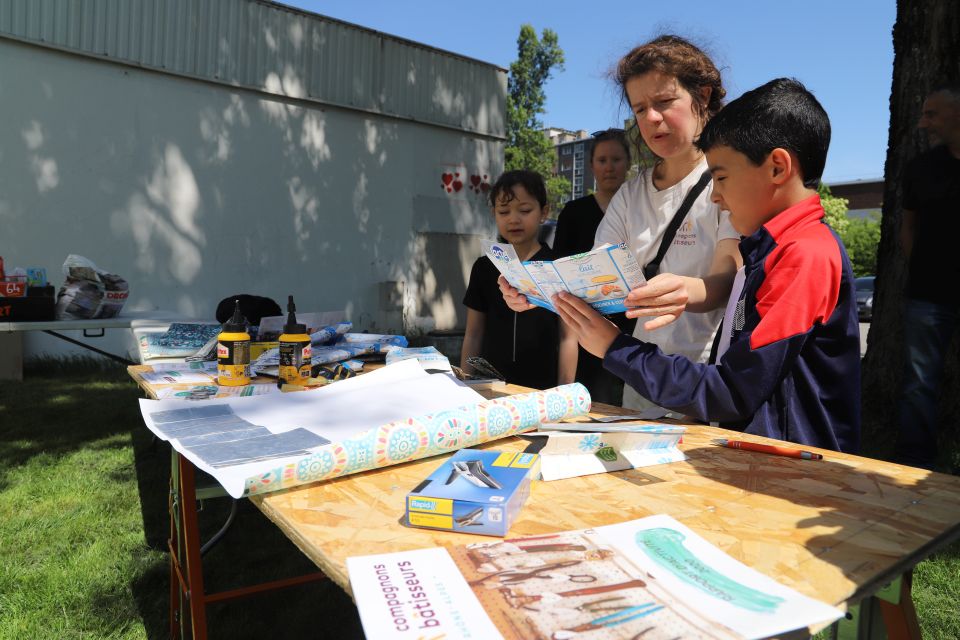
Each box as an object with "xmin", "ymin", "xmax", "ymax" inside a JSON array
[
  {"xmin": 2, "ymin": 361, "xmax": 364, "ymax": 639},
  {"xmin": 0, "ymin": 361, "xmax": 143, "ymax": 493},
  {"xmin": 124, "ymin": 489, "xmax": 364, "ymax": 639},
  {"xmin": 176, "ymin": 500, "xmax": 364, "ymax": 640},
  {"xmin": 121, "ymin": 375, "xmax": 365, "ymax": 639}
]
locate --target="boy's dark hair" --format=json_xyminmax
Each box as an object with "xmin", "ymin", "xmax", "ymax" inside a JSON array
[
  {"xmin": 696, "ymin": 78, "xmax": 830, "ymax": 188},
  {"xmin": 489, "ymin": 170, "xmax": 548, "ymax": 208},
  {"xmin": 590, "ymin": 128, "xmax": 631, "ymax": 163}
]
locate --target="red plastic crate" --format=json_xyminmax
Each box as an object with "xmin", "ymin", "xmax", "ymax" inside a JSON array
[{"xmin": 0, "ymin": 277, "xmax": 27, "ymax": 298}]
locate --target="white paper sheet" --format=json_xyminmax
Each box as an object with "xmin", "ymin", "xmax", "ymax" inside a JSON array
[
  {"xmin": 530, "ymin": 428, "xmax": 686, "ymax": 481},
  {"xmin": 256, "ymin": 310, "xmax": 346, "ymax": 339},
  {"xmin": 139, "ymin": 360, "xmax": 483, "ymax": 497},
  {"xmin": 348, "ymin": 547, "xmax": 502, "ymax": 640}
]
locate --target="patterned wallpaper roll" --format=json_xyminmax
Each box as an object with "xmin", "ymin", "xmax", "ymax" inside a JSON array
[{"xmin": 244, "ymin": 383, "xmax": 591, "ymax": 496}]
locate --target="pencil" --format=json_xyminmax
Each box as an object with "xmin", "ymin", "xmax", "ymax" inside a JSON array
[
  {"xmin": 713, "ymin": 438, "xmax": 823, "ymax": 460},
  {"xmin": 567, "ymin": 603, "xmax": 664, "ymax": 632}
]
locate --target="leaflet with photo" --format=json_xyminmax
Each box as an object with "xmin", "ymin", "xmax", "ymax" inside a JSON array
[
  {"xmin": 484, "ymin": 241, "xmax": 645, "ymax": 314},
  {"xmin": 347, "ymin": 514, "xmax": 842, "ymax": 640}
]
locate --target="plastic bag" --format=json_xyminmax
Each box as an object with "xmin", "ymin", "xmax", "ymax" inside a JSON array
[{"xmin": 55, "ymin": 254, "xmax": 129, "ymax": 319}]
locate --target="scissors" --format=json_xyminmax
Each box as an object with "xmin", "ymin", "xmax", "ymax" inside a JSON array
[
  {"xmin": 472, "ymin": 560, "xmax": 595, "ymax": 586},
  {"xmin": 466, "ymin": 356, "xmax": 506, "ymax": 380}
]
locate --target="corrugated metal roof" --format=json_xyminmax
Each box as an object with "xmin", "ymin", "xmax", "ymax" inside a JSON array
[{"xmin": 0, "ymin": 0, "xmax": 506, "ymax": 138}]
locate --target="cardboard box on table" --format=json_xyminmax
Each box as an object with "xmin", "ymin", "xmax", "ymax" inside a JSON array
[{"xmin": 406, "ymin": 448, "xmax": 539, "ymax": 537}]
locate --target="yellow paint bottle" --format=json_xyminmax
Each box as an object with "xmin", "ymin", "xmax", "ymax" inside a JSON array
[
  {"xmin": 217, "ymin": 299, "xmax": 251, "ymax": 386},
  {"xmin": 277, "ymin": 295, "xmax": 311, "ymax": 388}
]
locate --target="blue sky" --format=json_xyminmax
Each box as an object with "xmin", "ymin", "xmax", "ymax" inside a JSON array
[{"xmin": 284, "ymin": 1, "xmax": 895, "ymax": 184}]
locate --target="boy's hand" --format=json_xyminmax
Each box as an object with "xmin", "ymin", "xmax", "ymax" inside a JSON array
[
  {"xmin": 625, "ymin": 273, "xmax": 690, "ymax": 330},
  {"xmin": 498, "ymin": 275, "xmax": 535, "ymax": 312},
  {"xmin": 553, "ymin": 291, "xmax": 621, "ymax": 359}
]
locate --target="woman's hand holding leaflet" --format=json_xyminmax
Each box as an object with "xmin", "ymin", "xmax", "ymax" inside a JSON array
[
  {"xmin": 623, "ymin": 239, "xmax": 742, "ymax": 330},
  {"xmin": 625, "ymin": 273, "xmax": 690, "ymax": 330}
]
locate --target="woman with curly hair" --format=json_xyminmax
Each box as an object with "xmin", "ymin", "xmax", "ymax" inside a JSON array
[{"xmin": 503, "ymin": 35, "xmax": 742, "ymax": 410}]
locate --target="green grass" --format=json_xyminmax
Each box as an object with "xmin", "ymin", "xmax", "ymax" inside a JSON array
[
  {"xmin": 913, "ymin": 543, "xmax": 960, "ymax": 639},
  {"xmin": 0, "ymin": 362, "xmax": 362, "ymax": 639},
  {"xmin": 0, "ymin": 361, "xmax": 957, "ymax": 639}
]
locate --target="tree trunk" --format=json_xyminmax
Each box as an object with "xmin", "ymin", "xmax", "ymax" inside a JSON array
[{"xmin": 862, "ymin": 0, "xmax": 960, "ymax": 462}]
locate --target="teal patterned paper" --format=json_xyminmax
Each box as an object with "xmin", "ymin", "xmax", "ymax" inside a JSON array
[{"xmin": 243, "ymin": 383, "xmax": 591, "ymax": 496}]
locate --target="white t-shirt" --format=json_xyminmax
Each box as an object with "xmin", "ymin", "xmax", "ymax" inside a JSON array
[
  {"xmin": 716, "ymin": 265, "xmax": 747, "ymax": 360},
  {"xmin": 594, "ymin": 159, "xmax": 740, "ymax": 408}
]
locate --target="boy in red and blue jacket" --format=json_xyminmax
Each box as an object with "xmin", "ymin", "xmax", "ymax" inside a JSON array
[{"xmin": 554, "ymin": 78, "xmax": 860, "ymax": 453}]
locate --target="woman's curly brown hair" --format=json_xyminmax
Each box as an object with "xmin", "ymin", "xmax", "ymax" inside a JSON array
[{"xmin": 616, "ymin": 35, "xmax": 726, "ymax": 123}]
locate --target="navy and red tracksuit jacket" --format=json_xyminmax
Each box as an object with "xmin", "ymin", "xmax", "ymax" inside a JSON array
[{"xmin": 604, "ymin": 195, "xmax": 860, "ymax": 453}]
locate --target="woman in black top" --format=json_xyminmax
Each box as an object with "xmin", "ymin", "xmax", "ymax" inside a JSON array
[{"xmin": 552, "ymin": 129, "xmax": 636, "ymax": 405}]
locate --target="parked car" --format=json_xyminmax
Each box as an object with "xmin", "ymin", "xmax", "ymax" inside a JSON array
[{"xmin": 855, "ymin": 276, "xmax": 875, "ymax": 321}]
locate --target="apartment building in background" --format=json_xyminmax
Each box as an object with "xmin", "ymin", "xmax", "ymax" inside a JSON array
[{"xmin": 545, "ymin": 127, "xmax": 592, "ymax": 203}]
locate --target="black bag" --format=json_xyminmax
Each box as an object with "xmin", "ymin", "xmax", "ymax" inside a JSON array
[
  {"xmin": 642, "ymin": 171, "xmax": 712, "ymax": 280},
  {"xmin": 215, "ymin": 294, "xmax": 281, "ymax": 327}
]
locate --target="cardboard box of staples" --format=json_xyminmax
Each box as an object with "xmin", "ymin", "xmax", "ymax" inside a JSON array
[{"xmin": 405, "ymin": 448, "xmax": 539, "ymax": 537}]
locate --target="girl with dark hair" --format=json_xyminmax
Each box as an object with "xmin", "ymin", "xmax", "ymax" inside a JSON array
[{"xmin": 461, "ymin": 171, "xmax": 578, "ymax": 389}]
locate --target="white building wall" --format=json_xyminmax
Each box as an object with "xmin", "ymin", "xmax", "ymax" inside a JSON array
[{"xmin": 0, "ymin": 38, "xmax": 503, "ymax": 359}]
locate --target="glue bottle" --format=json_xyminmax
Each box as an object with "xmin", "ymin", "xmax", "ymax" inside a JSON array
[
  {"xmin": 277, "ymin": 295, "xmax": 312, "ymax": 388},
  {"xmin": 217, "ymin": 300, "xmax": 251, "ymax": 386}
]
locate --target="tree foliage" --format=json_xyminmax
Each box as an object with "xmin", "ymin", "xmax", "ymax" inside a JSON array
[
  {"xmin": 504, "ymin": 25, "xmax": 570, "ymax": 210},
  {"xmin": 818, "ymin": 182, "xmax": 850, "ymax": 235},
  {"xmin": 819, "ymin": 182, "xmax": 880, "ymax": 277},
  {"xmin": 842, "ymin": 214, "xmax": 882, "ymax": 277}
]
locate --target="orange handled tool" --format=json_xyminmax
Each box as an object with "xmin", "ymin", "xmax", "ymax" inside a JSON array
[{"xmin": 713, "ymin": 438, "xmax": 823, "ymax": 460}]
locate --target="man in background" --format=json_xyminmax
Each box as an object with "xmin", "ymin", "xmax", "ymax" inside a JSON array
[{"xmin": 897, "ymin": 87, "xmax": 960, "ymax": 470}]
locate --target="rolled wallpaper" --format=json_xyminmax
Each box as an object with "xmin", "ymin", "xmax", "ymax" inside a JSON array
[{"xmin": 244, "ymin": 382, "xmax": 591, "ymax": 496}]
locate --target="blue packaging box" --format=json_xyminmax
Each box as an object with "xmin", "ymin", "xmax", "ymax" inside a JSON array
[{"xmin": 405, "ymin": 448, "xmax": 539, "ymax": 537}]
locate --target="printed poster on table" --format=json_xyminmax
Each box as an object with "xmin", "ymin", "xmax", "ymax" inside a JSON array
[{"xmin": 347, "ymin": 514, "xmax": 842, "ymax": 640}]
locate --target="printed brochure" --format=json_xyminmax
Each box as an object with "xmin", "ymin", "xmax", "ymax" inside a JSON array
[
  {"xmin": 485, "ymin": 241, "xmax": 645, "ymax": 314},
  {"xmin": 347, "ymin": 514, "xmax": 842, "ymax": 640}
]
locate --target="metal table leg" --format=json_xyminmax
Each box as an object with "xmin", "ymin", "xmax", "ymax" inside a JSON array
[{"xmin": 166, "ymin": 450, "xmax": 329, "ymax": 639}]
